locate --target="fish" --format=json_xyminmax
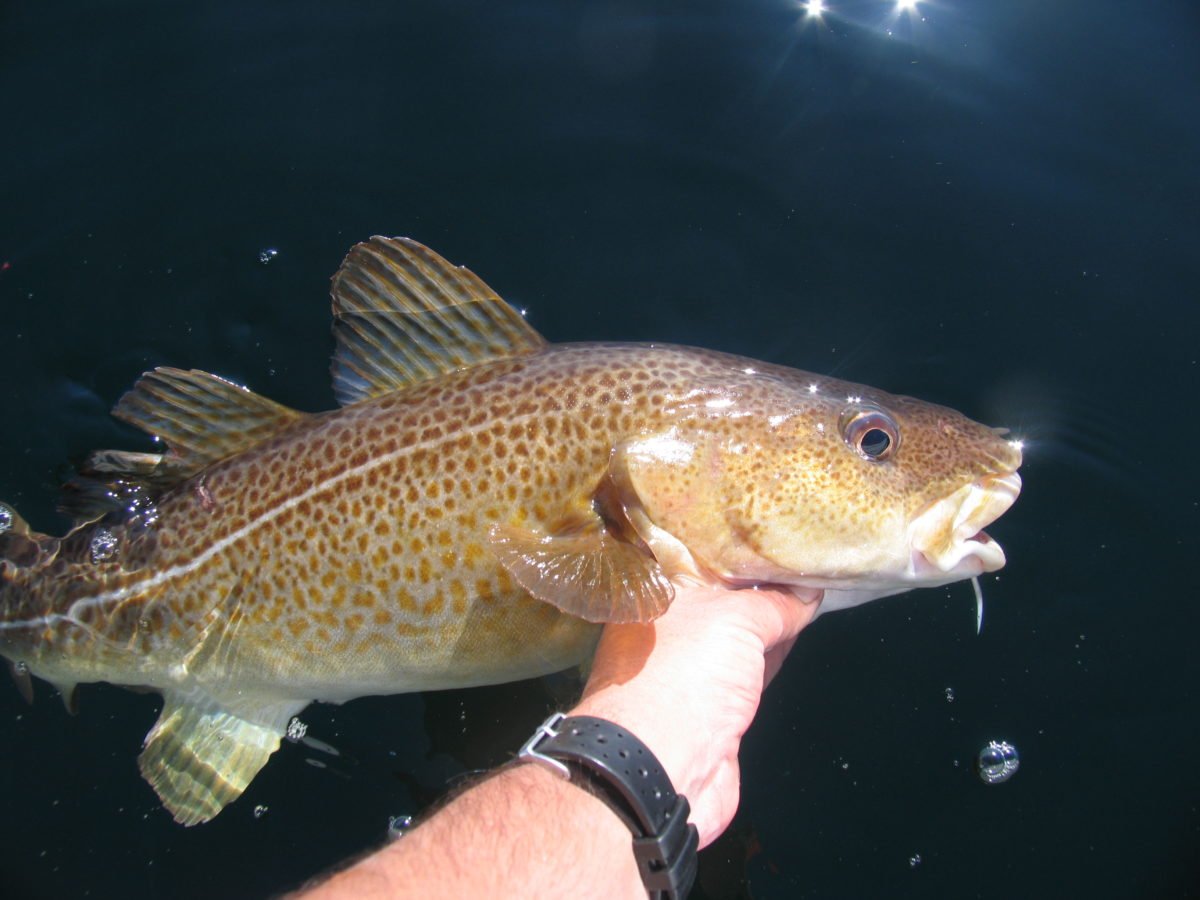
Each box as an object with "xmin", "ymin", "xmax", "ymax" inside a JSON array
[{"xmin": 0, "ymin": 237, "xmax": 1022, "ymax": 825}]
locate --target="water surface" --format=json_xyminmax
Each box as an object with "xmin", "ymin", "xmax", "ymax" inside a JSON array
[{"xmin": 1, "ymin": 2, "xmax": 1196, "ymax": 897}]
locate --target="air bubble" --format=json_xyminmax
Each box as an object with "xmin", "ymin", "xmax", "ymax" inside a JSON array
[
  {"xmin": 0, "ymin": 504, "xmax": 13, "ymax": 533},
  {"xmin": 89, "ymin": 528, "xmax": 119, "ymax": 564},
  {"xmin": 253, "ymin": 805, "xmax": 268, "ymax": 819},
  {"xmin": 387, "ymin": 815, "xmax": 413, "ymax": 841},
  {"xmin": 908, "ymin": 853, "xmax": 922, "ymax": 868},
  {"xmin": 976, "ymin": 740, "xmax": 1020, "ymax": 784},
  {"xmin": 944, "ymin": 687, "xmax": 955, "ymax": 703}
]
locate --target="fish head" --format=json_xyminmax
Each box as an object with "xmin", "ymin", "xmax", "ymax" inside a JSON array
[{"xmin": 617, "ymin": 364, "xmax": 1022, "ymax": 604}]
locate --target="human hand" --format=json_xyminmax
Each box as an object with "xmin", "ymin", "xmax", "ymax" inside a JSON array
[{"xmin": 571, "ymin": 582, "xmax": 822, "ymax": 847}]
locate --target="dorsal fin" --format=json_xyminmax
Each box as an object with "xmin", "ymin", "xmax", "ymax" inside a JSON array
[
  {"xmin": 58, "ymin": 451, "xmax": 170, "ymax": 522},
  {"xmin": 111, "ymin": 368, "xmax": 307, "ymax": 483},
  {"xmin": 329, "ymin": 237, "xmax": 548, "ymax": 407}
]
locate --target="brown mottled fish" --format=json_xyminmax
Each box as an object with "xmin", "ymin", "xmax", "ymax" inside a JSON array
[{"xmin": 0, "ymin": 238, "xmax": 1021, "ymax": 825}]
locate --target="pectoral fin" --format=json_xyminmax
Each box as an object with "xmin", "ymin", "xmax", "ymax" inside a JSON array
[
  {"xmin": 138, "ymin": 692, "xmax": 306, "ymax": 826},
  {"xmin": 489, "ymin": 521, "xmax": 673, "ymax": 624}
]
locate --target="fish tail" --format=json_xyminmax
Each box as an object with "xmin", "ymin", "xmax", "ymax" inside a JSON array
[
  {"xmin": 1, "ymin": 503, "xmax": 121, "ymax": 713},
  {"xmin": 0, "ymin": 501, "xmax": 65, "ymax": 703},
  {"xmin": 0, "ymin": 500, "xmax": 60, "ymax": 587}
]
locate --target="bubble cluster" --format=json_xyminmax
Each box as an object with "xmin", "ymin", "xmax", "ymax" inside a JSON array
[
  {"xmin": 258, "ymin": 248, "xmax": 279, "ymax": 265},
  {"xmin": 89, "ymin": 527, "xmax": 119, "ymax": 564},
  {"xmin": 976, "ymin": 740, "xmax": 1020, "ymax": 784},
  {"xmin": 286, "ymin": 717, "xmax": 308, "ymax": 742}
]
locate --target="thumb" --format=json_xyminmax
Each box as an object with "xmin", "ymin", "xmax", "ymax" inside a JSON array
[
  {"xmin": 745, "ymin": 587, "xmax": 823, "ymax": 652},
  {"xmin": 763, "ymin": 634, "xmax": 799, "ymax": 686}
]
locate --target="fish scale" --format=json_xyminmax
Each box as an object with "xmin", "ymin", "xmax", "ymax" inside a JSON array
[{"xmin": 0, "ymin": 237, "xmax": 1021, "ymax": 825}]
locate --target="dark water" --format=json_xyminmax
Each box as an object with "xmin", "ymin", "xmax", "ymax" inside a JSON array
[{"xmin": 1, "ymin": 1, "xmax": 1197, "ymax": 897}]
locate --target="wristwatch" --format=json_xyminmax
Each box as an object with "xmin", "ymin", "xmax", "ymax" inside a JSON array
[{"xmin": 519, "ymin": 712, "xmax": 700, "ymax": 899}]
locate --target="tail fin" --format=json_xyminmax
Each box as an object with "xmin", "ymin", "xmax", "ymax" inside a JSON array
[
  {"xmin": 0, "ymin": 501, "xmax": 55, "ymax": 704},
  {"xmin": 0, "ymin": 501, "xmax": 36, "ymax": 705}
]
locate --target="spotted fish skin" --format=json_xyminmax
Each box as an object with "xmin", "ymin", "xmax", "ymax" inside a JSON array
[
  {"xmin": 3, "ymin": 346, "xmax": 724, "ymax": 699},
  {"xmin": 0, "ymin": 237, "xmax": 1022, "ymax": 825}
]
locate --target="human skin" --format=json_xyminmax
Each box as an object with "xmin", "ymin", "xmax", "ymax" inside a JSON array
[{"xmin": 293, "ymin": 582, "xmax": 821, "ymax": 899}]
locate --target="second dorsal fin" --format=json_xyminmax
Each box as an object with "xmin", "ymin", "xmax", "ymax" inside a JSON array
[
  {"xmin": 329, "ymin": 237, "xmax": 548, "ymax": 407},
  {"xmin": 111, "ymin": 368, "xmax": 307, "ymax": 482}
]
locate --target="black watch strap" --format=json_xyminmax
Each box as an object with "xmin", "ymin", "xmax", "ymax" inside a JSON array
[{"xmin": 519, "ymin": 713, "xmax": 700, "ymax": 900}]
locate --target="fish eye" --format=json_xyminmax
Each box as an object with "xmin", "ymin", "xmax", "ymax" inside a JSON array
[{"xmin": 840, "ymin": 407, "xmax": 900, "ymax": 461}]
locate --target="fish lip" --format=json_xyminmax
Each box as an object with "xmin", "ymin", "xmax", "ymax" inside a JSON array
[{"xmin": 910, "ymin": 471, "xmax": 1021, "ymax": 578}]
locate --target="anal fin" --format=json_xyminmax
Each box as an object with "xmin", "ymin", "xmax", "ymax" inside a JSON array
[
  {"xmin": 51, "ymin": 679, "xmax": 78, "ymax": 715},
  {"xmin": 138, "ymin": 692, "xmax": 306, "ymax": 826}
]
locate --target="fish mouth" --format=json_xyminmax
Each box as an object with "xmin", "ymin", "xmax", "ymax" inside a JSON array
[{"xmin": 909, "ymin": 472, "xmax": 1022, "ymax": 580}]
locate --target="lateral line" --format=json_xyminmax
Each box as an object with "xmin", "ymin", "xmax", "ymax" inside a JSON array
[{"xmin": 3, "ymin": 414, "xmax": 516, "ymax": 631}]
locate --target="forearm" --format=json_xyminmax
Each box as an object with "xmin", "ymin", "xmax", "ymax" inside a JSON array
[{"xmin": 295, "ymin": 755, "xmax": 645, "ymax": 899}]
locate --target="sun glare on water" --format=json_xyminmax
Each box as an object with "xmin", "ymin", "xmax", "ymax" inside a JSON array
[{"xmin": 798, "ymin": 0, "xmax": 924, "ymax": 21}]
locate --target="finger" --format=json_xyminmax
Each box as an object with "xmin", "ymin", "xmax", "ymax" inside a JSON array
[
  {"xmin": 763, "ymin": 634, "xmax": 799, "ymax": 686},
  {"xmin": 692, "ymin": 758, "xmax": 742, "ymax": 849}
]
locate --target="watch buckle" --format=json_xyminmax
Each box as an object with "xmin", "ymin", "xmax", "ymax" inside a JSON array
[{"xmin": 518, "ymin": 711, "xmax": 572, "ymax": 780}]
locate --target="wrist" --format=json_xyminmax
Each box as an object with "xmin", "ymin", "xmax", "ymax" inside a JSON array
[
  {"xmin": 518, "ymin": 712, "xmax": 700, "ymax": 899},
  {"xmin": 569, "ymin": 686, "xmax": 706, "ymax": 807}
]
